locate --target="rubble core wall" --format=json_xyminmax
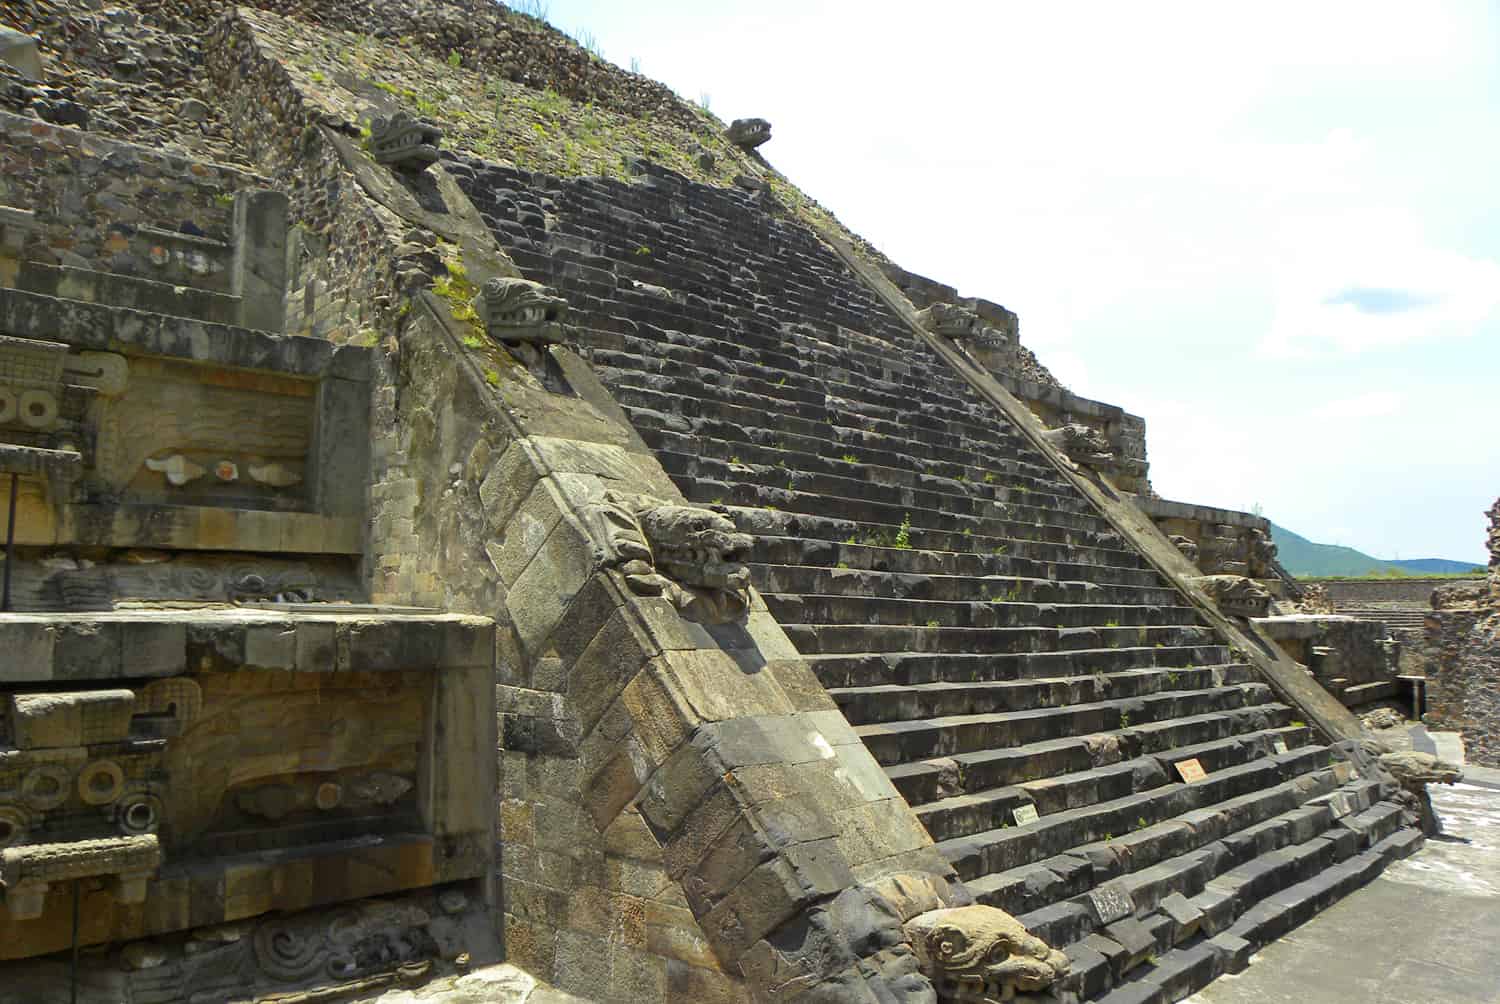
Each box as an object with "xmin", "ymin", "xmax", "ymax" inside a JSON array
[
  {"xmin": 0, "ymin": 112, "xmax": 254, "ymax": 293},
  {"xmin": 1424, "ymin": 499, "xmax": 1500, "ymax": 766}
]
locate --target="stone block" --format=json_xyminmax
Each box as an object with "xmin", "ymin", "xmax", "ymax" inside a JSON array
[
  {"xmin": 647, "ymin": 902, "xmax": 722, "ymax": 969},
  {"xmin": 638, "ymin": 742, "xmax": 724, "ymax": 840},
  {"xmin": 487, "ymin": 477, "xmax": 566, "ymax": 589},
  {"xmin": 0, "ymin": 621, "xmax": 55, "ymax": 683},
  {"xmin": 8, "ymin": 689, "xmax": 135, "ymax": 749},
  {"xmin": 480, "ymin": 442, "xmax": 542, "ymax": 532},
  {"xmin": 1158, "ymin": 891, "xmax": 1204, "ymax": 944},
  {"xmin": 0, "ymin": 28, "xmax": 42, "ymax": 81},
  {"xmin": 652, "ymin": 648, "xmax": 796, "ymax": 725},
  {"xmin": 553, "ymin": 929, "xmax": 612, "ymax": 997},
  {"xmin": 569, "ymin": 607, "xmax": 658, "ymax": 736},
  {"xmin": 232, "ymin": 189, "xmax": 289, "ymax": 333},
  {"xmin": 1104, "ymin": 916, "xmax": 1158, "ymax": 974},
  {"xmin": 508, "ymin": 513, "xmax": 596, "ymax": 659},
  {"xmin": 621, "ymin": 664, "xmax": 694, "ymax": 765},
  {"xmin": 529, "ymin": 435, "xmax": 642, "ymax": 481}
]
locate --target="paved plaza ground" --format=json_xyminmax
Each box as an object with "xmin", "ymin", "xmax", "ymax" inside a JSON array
[{"xmin": 1188, "ymin": 735, "xmax": 1500, "ymax": 1004}]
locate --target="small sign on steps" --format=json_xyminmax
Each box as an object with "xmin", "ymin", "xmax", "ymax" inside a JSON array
[
  {"xmin": 1012, "ymin": 803, "xmax": 1039, "ymax": 826},
  {"xmin": 1088, "ymin": 881, "xmax": 1135, "ymax": 925},
  {"xmin": 1175, "ymin": 758, "xmax": 1207, "ymax": 783}
]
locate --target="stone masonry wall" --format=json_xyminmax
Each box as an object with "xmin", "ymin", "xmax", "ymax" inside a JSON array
[
  {"xmin": 1323, "ymin": 576, "xmax": 1486, "ymax": 608},
  {"xmin": 0, "ymin": 112, "xmax": 255, "ymax": 291},
  {"xmin": 204, "ymin": 11, "xmax": 979, "ymax": 1003},
  {"xmin": 1424, "ymin": 498, "xmax": 1500, "ymax": 766}
]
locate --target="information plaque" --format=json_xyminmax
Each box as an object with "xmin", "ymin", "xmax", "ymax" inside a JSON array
[
  {"xmin": 1088, "ymin": 881, "xmax": 1135, "ymax": 925},
  {"xmin": 1175, "ymin": 758, "xmax": 1207, "ymax": 783}
]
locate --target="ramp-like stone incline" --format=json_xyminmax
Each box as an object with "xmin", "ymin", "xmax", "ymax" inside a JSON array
[{"xmin": 451, "ymin": 156, "xmax": 1422, "ymax": 1002}]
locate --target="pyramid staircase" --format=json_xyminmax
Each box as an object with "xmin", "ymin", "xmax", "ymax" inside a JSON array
[{"xmin": 451, "ymin": 156, "xmax": 1423, "ymax": 1002}]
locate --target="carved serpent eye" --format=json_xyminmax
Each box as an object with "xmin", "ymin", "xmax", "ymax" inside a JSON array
[
  {"xmin": 987, "ymin": 941, "xmax": 1013, "ymax": 965},
  {"xmin": 932, "ymin": 928, "xmax": 967, "ymax": 960}
]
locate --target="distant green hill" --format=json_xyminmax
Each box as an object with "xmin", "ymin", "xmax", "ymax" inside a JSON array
[
  {"xmin": 1269, "ymin": 522, "xmax": 1484, "ymax": 578},
  {"xmin": 1388, "ymin": 558, "xmax": 1486, "ymax": 575}
]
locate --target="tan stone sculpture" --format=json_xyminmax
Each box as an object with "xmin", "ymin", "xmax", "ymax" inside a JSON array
[
  {"xmin": 1040, "ymin": 422, "xmax": 1115, "ymax": 470},
  {"xmin": 1169, "ymin": 534, "xmax": 1200, "ymax": 566},
  {"xmin": 916, "ymin": 302, "xmax": 985, "ymax": 341},
  {"xmin": 476, "ymin": 277, "xmax": 570, "ymax": 346},
  {"xmin": 584, "ymin": 490, "xmax": 754, "ymax": 623},
  {"xmin": 1247, "ymin": 528, "xmax": 1278, "ymax": 578},
  {"xmin": 1379, "ymin": 751, "xmax": 1462, "ymax": 836},
  {"xmin": 1190, "ymin": 574, "xmax": 1273, "ymax": 618},
  {"xmin": 370, "ymin": 111, "xmax": 444, "ymax": 171},
  {"xmin": 904, "ymin": 904, "xmax": 1070, "ymax": 1002}
]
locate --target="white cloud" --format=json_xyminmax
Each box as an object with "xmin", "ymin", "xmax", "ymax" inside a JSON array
[
  {"xmin": 1259, "ymin": 221, "xmax": 1500, "ymax": 358},
  {"xmin": 1307, "ymin": 391, "xmax": 1406, "ymax": 422}
]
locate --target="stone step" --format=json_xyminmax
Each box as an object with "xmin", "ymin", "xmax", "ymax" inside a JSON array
[
  {"xmin": 835, "ymin": 664, "xmax": 1260, "ymax": 728},
  {"xmin": 768, "ymin": 593, "xmax": 1201, "ymax": 632},
  {"xmin": 1007, "ymin": 777, "xmax": 1405, "ymax": 989},
  {"xmin": 806, "ymin": 645, "xmax": 1235, "ymax": 689},
  {"xmin": 985, "ymin": 769, "xmax": 1352, "ymax": 928},
  {"xmin": 784, "ymin": 621, "xmax": 1218, "ymax": 657},
  {"xmin": 750, "ymin": 535, "xmax": 1164, "ymax": 587},
  {"xmin": 888, "ymin": 718, "xmax": 1301, "ymax": 808},
  {"xmin": 655, "ymin": 447, "xmax": 1100, "ymax": 532},
  {"xmin": 594, "ymin": 354, "xmax": 1037, "ymax": 451},
  {"xmin": 602, "ymin": 371, "xmax": 1055, "ymax": 478},
  {"xmin": 1215, "ymin": 822, "xmax": 1421, "ymax": 948},
  {"xmin": 733, "ymin": 508, "xmax": 1150, "ymax": 572},
  {"xmin": 944, "ymin": 754, "xmax": 1326, "ymax": 884},
  {"xmin": 620, "ymin": 392, "xmax": 1065, "ymax": 486},
  {"xmin": 749, "ymin": 563, "xmax": 1182, "ymax": 608},
  {"xmin": 638, "ymin": 423, "xmax": 1075, "ymax": 501},
  {"xmin": 856, "ymin": 685, "xmax": 1278, "ymax": 766},
  {"xmin": 916, "ymin": 726, "xmax": 1315, "ymax": 844},
  {"xmin": 459, "ymin": 160, "xmax": 1407, "ymax": 1004},
  {"xmin": 610, "ymin": 381, "xmax": 1019, "ymax": 465}
]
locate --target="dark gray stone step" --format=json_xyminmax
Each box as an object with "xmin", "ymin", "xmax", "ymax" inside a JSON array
[
  {"xmin": 641, "ymin": 423, "xmax": 1074, "ymax": 501},
  {"xmin": 749, "ymin": 563, "xmax": 1181, "ymax": 607},
  {"xmin": 656, "ymin": 447, "xmax": 1101, "ymax": 532},
  {"xmin": 768, "ymin": 593, "xmax": 1201, "ymax": 632},
  {"xmin": 785, "ymin": 620, "xmax": 1217, "ymax": 657},
  {"xmin": 834, "ymin": 665, "xmax": 1255, "ymax": 727},
  {"xmin": 747, "ymin": 526, "xmax": 1159, "ymax": 580},
  {"xmin": 808, "ymin": 646, "xmax": 1234, "ymax": 690},
  {"xmin": 856, "ymin": 684, "xmax": 1276, "ymax": 766},
  {"xmin": 890, "ymin": 719, "xmax": 1300, "ymax": 808},
  {"xmin": 598, "ymin": 360, "xmax": 1039, "ymax": 452}
]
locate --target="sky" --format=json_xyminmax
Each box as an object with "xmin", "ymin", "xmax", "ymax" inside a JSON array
[{"xmin": 533, "ymin": 1, "xmax": 1499, "ymax": 563}]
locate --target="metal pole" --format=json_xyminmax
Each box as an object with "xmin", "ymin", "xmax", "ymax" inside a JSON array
[
  {"xmin": 70, "ymin": 880, "xmax": 80, "ymax": 1004},
  {"xmin": 2, "ymin": 473, "xmax": 17, "ymax": 612}
]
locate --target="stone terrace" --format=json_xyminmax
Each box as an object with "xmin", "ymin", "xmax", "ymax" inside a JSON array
[{"xmin": 449, "ymin": 155, "xmax": 1423, "ymax": 1002}]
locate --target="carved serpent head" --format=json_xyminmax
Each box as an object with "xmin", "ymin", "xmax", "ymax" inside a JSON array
[
  {"xmin": 917, "ymin": 905, "xmax": 1070, "ymax": 998},
  {"xmin": 477, "ymin": 278, "xmax": 569, "ymax": 345},
  {"xmin": 635, "ymin": 503, "xmax": 753, "ymax": 592}
]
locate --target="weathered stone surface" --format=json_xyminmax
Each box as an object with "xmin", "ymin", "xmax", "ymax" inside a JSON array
[{"xmin": 904, "ymin": 904, "xmax": 1070, "ymax": 1000}]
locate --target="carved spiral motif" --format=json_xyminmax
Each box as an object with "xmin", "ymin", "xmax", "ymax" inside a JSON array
[
  {"xmin": 0, "ymin": 805, "xmax": 30, "ymax": 847},
  {"xmin": 77, "ymin": 761, "xmax": 125, "ymax": 806},
  {"xmin": 21, "ymin": 765, "xmax": 72, "ymax": 811},
  {"xmin": 116, "ymin": 792, "xmax": 164, "ymax": 836},
  {"xmin": 253, "ymin": 918, "xmax": 329, "ymax": 982}
]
